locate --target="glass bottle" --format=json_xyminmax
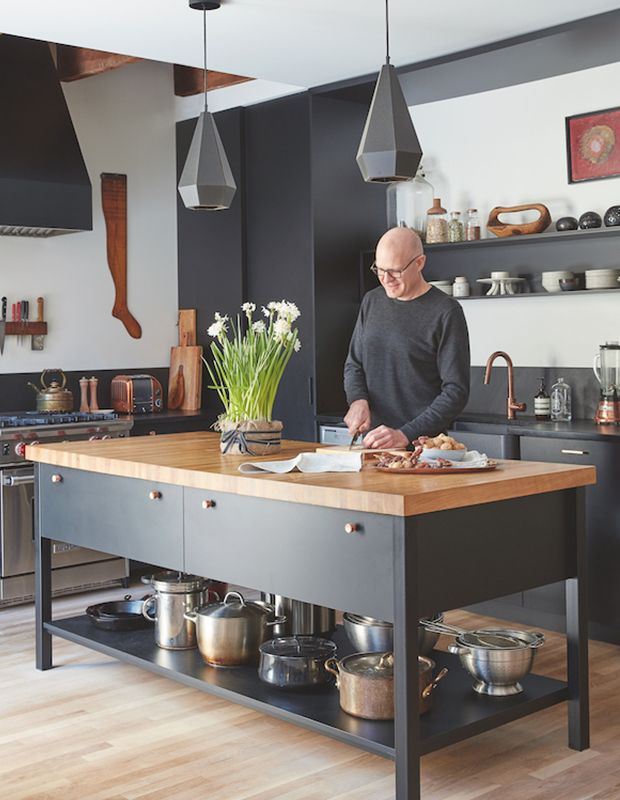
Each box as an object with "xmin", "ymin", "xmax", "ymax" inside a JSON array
[
  {"xmin": 465, "ymin": 208, "xmax": 481, "ymax": 241},
  {"xmin": 385, "ymin": 165, "xmax": 434, "ymax": 240},
  {"xmin": 425, "ymin": 198, "xmax": 449, "ymax": 244},
  {"xmin": 452, "ymin": 276, "xmax": 470, "ymax": 297},
  {"xmin": 448, "ymin": 211, "xmax": 464, "ymax": 242},
  {"xmin": 534, "ymin": 377, "xmax": 551, "ymax": 421},
  {"xmin": 550, "ymin": 377, "xmax": 572, "ymax": 421}
]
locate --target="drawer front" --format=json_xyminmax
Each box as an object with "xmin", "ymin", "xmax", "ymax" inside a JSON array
[
  {"xmin": 519, "ymin": 436, "xmax": 612, "ymax": 468},
  {"xmin": 184, "ymin": 489, "xmax": 395, "ymax": 622},
  {"xmin": 38, "ymin": 465, "xmax": 184, "ymax": 570},
  {"xmin": 447, "ymin": 430, "xmax": 515, "ymax": 460}
]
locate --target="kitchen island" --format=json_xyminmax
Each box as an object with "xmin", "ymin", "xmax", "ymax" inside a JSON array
[{"xmin": 29, "ymin": 432, "xmax": 595, "ymax": 800}]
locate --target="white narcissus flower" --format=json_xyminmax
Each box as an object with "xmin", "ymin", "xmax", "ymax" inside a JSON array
[
  {"xmin": 293, "ymin": 339, "xmax": 301, "ymax": 352},
  {"xmin": 262, "ymin": 306, "xmax": 270, "ymax": 317},
  {"xmin": 252, "ymin": 320, "xmax": 266, "ymax": 333},
  {"xmin": 273, "ymin": 317, "xmax": 291, "ymax": 339},
  {"xmin": 241, "ymin": 302, "xmax": 256, "ymax": 317},
  {"xmin": 279, "ymin": 301, "xmax": 300, "ymax": 321},
  {"xmin": 207, "ymin": 318, "xmax": 227, "ymax": 338},
  {"xmin": 214, "ymin": 312, "xmax": 229, "ymax": 323}
]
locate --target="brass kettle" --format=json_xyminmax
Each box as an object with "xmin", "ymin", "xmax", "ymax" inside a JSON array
[{"xmin": 28, "ymin": 369, "xmax": 74, "ymax": 412}]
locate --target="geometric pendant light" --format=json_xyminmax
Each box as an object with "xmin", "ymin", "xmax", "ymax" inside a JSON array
[
  {"xmin": 356, "ymin": 0, "xmax": 423, "ymax": 183},
  {"xmin": 178, "ymin": 0, "xmax": 237, "ymax": 210}
]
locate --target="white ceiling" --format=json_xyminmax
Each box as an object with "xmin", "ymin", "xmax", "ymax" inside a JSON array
[{"xmin": 1, "ymin": 0, "xmax": 619, "ymax": 89}]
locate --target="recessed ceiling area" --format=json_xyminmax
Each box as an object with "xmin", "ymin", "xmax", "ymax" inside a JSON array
[{"xmin": 1, "ymin": 0, "xmax": 620, "ymax": 90}]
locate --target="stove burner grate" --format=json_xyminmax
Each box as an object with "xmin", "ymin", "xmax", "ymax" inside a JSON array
[{"xmin": 0, "ymin": 411, "xmax": 119, "ymax": 428}]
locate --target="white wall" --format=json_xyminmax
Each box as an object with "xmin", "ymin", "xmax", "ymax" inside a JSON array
[
  {"xmin": 0, "ymin": 60, "xmax": 179, "ymax": 375},
  {"xmin": 411, "ymin": 61, "xmax": 620, "ymax": 367}
]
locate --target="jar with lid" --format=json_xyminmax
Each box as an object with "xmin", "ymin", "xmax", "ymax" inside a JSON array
[
  {"xmin": 465, "ymin": 208, "xmax": 481, "ymax": 240},
  {"xmin": 452, "ymin": 276, "xmax": 470, "ymax": 297},
  {"xmin": 385, "ymin": 165, "xmax": 434, "ymax": 240},
  {"xmin": 425, "ymin": 198, "xmax": 449, "ymax": 244},
  {"xmin": 550, "ymin": 377, "xmax": 572, "ymax": 421},
  {"xmin": 448, "ymin": 211, "xmax": 464, "ymax": 242}
]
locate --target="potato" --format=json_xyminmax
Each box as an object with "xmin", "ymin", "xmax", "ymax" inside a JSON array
[{"xmin": 440, "ymin": 442, "xmax": 452, "ymax": 450}]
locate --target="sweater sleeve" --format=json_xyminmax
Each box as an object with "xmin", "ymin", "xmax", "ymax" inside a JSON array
[
  {"xmin": 343, "ymin": 298, "xmax": 370, "ymax": 404},
  {"xmin": 399, "ymin": 304, "xmax": 470, "ymax": 441}
]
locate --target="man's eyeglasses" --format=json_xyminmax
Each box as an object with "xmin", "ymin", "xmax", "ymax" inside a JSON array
[{"xmin": 370, "ymin": 254, "xmax": 422, "ymax": 280}]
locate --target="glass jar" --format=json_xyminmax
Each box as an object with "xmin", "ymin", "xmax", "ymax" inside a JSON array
[
  {"xmin": 448, "ymin": 211, "xmax": 464, "ymax": 242},
  {"xmin": 425, "ymin": 198, "xmax": 448, "ymax": 244},
  {"xmin": 550, "ymin": 377, "xmax": 572, "ymax": 422},
  {"xmin": 452, "ymin": 276, "xmax": 470, "ymax": 297},
  {"xmin": 385, "ymin": 165, "xmax": 434, "ymax": 240},
  {"xmin": 465, "ymin": 208, "xmax": 481, "ymax": 241}
]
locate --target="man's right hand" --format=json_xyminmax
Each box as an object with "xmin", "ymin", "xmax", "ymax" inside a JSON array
[{"xmin": 344, "ymin": 399, "xmax": 371, "ymax": 435}]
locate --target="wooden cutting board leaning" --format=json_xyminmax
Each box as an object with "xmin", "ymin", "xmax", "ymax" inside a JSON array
[{"xmin": 168, "ymin": 309, "xmax": 202, "ymax": 410}]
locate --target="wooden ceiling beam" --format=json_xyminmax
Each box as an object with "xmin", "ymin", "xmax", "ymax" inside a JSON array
[
  {"xmin": 56, "ymin": 45, "xmax": 140, "ymax": 82},
  {"xmin": 173, "ymin": 64, "xmax": 254, "ymax": 97}
]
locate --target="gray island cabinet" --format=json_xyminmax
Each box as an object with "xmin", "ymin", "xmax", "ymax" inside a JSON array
[{"xmin": 30, "ymin": 432, "xmax": 595, "ymax": 800}]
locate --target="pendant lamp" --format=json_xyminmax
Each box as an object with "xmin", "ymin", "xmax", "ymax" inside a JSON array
[
  {"xmin": 356, "ymin": 0, "xmax": 423, "ymax": 183},
  {"xmin": 178, "ymin": 0, "xmax": 236, "ymax": 210}
]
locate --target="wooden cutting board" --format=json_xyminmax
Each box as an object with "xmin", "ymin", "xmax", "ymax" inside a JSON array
[{"xmin": 169, "ymin": 345, "xmax": 202, "ymax": 410}]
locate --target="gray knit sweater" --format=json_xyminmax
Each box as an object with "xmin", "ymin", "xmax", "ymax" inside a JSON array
[{"xmin": 343, "ymin": 286, "xmax": 470, "ymax": 441}]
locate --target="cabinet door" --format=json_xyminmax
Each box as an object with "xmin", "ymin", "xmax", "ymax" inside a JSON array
[
  {"xmin": 520, "ymin": 436, "xmax": 620, "ymax": 638},
  {"xmin": 184, "ymin": 488, "xmax": 395, "ymax": 621},
  {"xmin": 447, "ymin": 430, "xmax": 517, "ymax": 460},
  {"xmin": 39, "ymin": 465, "xmax": 184, "ymax": 570}
]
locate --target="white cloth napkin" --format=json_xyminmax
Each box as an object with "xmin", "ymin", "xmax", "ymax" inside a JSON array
[
  {"xmin": 422, "ymin": 450, "xmax": 490, "ymax": 468},
  {"xmin": 238, "ymin": 451, "xmax": 363, "ymax": 474}
]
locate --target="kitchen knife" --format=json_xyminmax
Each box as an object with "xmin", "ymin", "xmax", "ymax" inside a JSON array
[
  {"xmin": 348, "ymin": 427, "xmax": 361, "ymax": 450},
  {"xmin": 0, "ymin": 297, "xmax": 6, "ymax": 355},
  {"xmin": 32, "ymin": 297, "xmax": 45, "ymax": 350},
  {"xmin": 16, "ymin": 300, "xmax": 21, "ymax": 346}
]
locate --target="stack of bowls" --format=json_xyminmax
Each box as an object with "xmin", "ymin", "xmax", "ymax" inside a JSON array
[
  {"xmin": 429, "ymin": 280, "xmax": 453, "ymax": 296},
  {"xmin": 343, "ymin": 612, "xmax": 444, "ymax": 656},
  {"xmin": 541, "ymin": 270, "xmax": 573, "ymax": 292},
  {"xmin": 585, "ymin": 268, "xmax": 620, "ymax": 290}
]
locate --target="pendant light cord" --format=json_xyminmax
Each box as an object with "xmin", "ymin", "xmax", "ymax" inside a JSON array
[
  {"xmin": 203, "ymin": 7, "xmax": 208, "ymax": 112},
  {"xmin": 385, "ymin": 0, "xmax": 390, "ymax": 64}
]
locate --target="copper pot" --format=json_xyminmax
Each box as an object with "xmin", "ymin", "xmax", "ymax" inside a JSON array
[
  {"xmin": 27, "ymin": 369, "xmax": 73, "ymax": 412},
  {"xmin": 324, "ymin": 653, "xmax": 447, "ymax": 720}
]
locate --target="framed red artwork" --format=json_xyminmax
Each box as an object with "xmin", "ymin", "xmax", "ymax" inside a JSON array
[{"xmin": 566, "ymin": 106, "xmax": 620, "ymax": 183}]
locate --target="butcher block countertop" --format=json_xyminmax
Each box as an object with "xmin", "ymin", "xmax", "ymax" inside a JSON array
[{"xmin": 26, "ymin": 432, "xmax": 596, "ymax": 517}]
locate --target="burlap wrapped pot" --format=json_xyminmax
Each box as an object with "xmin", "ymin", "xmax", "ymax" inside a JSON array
[{"xmin": 218, "ymin": 419, "xmax": 283, "ymax": 456}]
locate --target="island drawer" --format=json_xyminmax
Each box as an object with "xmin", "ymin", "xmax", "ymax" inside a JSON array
[
  {"xmin": 38, "ymin": 465, "xmax": 184, "ymax": 570},
  {"xmin": 184, "ymin": 489, "xmax": 395, "ymax": 622}
]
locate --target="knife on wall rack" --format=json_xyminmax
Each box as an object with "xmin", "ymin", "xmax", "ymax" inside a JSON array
[{"xmin": 0, "ymin": 297, "xmax": 6, "ymax": 355}]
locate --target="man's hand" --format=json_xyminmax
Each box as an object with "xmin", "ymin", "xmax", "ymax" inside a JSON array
[
  {"xmin": 344, "ymin": 399, "xmax": 371, "ymax": 435},
  {"xmin": 363, "ymin": 425, "xmax": 409, "ymax": 450}
]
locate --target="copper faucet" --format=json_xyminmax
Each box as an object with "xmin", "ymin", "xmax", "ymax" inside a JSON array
[{"xmin": 484, "ymin": 351, "xmax": 527, "ymax": 420}]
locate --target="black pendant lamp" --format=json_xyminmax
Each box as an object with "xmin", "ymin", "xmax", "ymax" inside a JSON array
[
  {"xmin": 356, "ymin": 0, "xmax": 423, "ymax": 183},
  {"xmin": 178, "ymin": 0, "xmax": 236, "ymax": 210}
]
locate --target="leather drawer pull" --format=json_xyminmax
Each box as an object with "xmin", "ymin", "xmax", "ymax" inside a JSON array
[{"xmin": 561, "ymin": 449, "xmax": 589, "ymax": 455}]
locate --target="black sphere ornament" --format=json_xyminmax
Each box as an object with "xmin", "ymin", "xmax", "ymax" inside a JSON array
[
  {"xmin": 579, "ymin": 211, "xmax": 602, "ymax": 229},
  {"xmin": 604, "ymin": 205, "xmax": 620, "ymax": 227},
  {"xmin": 555, "ymin": 216, "xmax": 579, "ymax": 231}
]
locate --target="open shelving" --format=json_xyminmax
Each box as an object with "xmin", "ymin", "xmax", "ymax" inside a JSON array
[{"xmin": 425, "ymin": 225, "xmax": 620, "ymax": 251}]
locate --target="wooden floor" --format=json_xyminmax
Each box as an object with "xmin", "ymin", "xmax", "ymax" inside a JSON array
[{"xmin": 2, "ymin": 587, "xmax": 620, "ymax": 800}]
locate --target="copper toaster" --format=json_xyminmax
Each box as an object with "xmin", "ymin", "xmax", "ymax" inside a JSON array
[{"xmin": 111, "ymin": 374, "xmax": 163, "ymax": 414}]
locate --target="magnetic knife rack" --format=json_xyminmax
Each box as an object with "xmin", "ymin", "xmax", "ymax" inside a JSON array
[{"xmin": 4, "ymin": 322, "xmax": 48, "ymax": 336}]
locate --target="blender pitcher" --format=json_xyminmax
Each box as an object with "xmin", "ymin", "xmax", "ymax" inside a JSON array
[{"xmin": 593, "ymin": 342, "xmax": 620, "ymax": 424}]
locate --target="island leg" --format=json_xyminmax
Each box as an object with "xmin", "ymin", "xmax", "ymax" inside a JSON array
[
  {"xmin": 566, "ymin": 487, "xmax": 589, "ymax": 750},
  {"xmin": 34, "ymin": 467, "xmax": 53, "ymax": 670},
  {"xmin": 393, "ymin": 517, "xmax": 421, "ymax": 800}
]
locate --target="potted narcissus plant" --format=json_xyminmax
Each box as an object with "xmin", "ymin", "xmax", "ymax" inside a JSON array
[{"xmin": 203, "ymin": 300, "xmax": 301, "ymax": 455}]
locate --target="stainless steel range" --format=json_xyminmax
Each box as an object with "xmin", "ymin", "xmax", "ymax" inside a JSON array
[{"xmin": 0, "ymin": 411, "xmax": 133, "ymax": 605}]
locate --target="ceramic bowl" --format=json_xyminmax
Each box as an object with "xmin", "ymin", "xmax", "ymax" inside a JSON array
[
  {"xmin": 419, "ymin": 447, "xmax": 467, "ymax": 462},
  {"xmin": 559, "ymin": 278, "xmax": 579, "ymax": 291}
]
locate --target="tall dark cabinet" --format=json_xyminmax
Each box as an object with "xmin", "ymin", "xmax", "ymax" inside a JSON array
[{"xmin": 177, "ymin": 90, "xmax": 385, "ymax": 440}]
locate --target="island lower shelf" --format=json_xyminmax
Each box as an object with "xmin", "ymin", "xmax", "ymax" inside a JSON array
[{"xmin": 46, "ymin": 617, "xmax": 568, "ymax": 759}]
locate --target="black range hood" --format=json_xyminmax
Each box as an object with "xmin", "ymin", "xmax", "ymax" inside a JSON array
[{"xmin": 0, "ymin": 35, "xmax": 92, "ymax": 237}]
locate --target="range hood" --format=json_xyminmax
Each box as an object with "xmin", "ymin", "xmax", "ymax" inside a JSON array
[{"xmin": 0, "ymin": 35, "xmax": 92, "ymax": 237}]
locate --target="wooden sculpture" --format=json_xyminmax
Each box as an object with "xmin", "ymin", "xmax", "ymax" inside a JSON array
[{"xmin": 487, "ymin": 203, "xmax": 551, "ymax": 238}]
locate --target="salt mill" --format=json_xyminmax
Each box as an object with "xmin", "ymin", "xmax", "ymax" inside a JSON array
[
  {"xmin": 79, "ymin": 377, "xmax": 90, "ymax": 412},
  {"xmin": 88, "ymin": 376, "xmax": 99, "ymax": 412}
]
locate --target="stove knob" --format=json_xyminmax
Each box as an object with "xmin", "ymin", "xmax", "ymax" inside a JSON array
[
  {"xmin": 14, "ymin": 442, "xmax": 27, "ymax": 458},
  {"xmin": 101, "ymin": 435, "xmax": 112, "ymax": 440},
  {"xmin": 89, "ymin": 435, "xmax": 100, "ymax": 441}
]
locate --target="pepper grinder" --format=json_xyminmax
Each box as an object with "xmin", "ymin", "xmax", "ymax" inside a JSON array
[
  {"xmin": 79, "ymin": 377, "xmax": 90, "ymax": 412},
  {"xmin": 88, "ymin": 376, "xmax": 99, "ymax": 412}
]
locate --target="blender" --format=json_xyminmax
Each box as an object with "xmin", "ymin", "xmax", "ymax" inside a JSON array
[{"xmin": 593, "ymin": 342, "xmax": 620, "ymax": 424}]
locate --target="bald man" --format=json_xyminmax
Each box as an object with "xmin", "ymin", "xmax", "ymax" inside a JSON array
[{"xmin": 343, "ymin": 227, "xmax": 470, "ymax": 450}]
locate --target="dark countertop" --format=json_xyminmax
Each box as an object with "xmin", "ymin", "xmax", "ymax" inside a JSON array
[{"xmin": 316, "ymin": 413, "xmax": 620, "ymax": 442}]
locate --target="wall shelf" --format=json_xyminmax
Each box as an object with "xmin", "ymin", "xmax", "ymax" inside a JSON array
[
  {"xmin": 425, "ymin": 225, "xmax": 620, "ymax": 251},
  {"xmin": 457, "ymin": 288, "xmax": 620, "ymax": 300}
]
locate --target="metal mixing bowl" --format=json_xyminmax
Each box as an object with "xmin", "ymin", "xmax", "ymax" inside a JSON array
[{"xmin": 343, "ymin": 612, "xmax": 444, "ymax": 655}]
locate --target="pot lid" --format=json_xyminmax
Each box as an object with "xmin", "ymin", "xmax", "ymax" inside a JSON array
[
  {"xmin": 340, "ymin": 652, "xmax": 394, "ymax": 678},
  {"xmin": 195, "ymin": 590, "xmax": 269, "ymax": 621},
  {"xmin": 346, "ymin": 613, "xmax": 392, "ymax": 627},
  {"xmin": 456, "ymin": 629, "xmax": 532, "ymax": 650},
  {"xmin": 148, "ymin": 571, "xmax": 209, "ymax": 593},
  {"xmin": 260, "ymin": 636, "xmax": 336, "ymax": 659}
]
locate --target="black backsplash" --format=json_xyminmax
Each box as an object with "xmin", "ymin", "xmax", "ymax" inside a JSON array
[
  {"xmin": 0, "ymin": 368, "xmax": 169, "ymax": 413},
  {"xmin": 466, "ymin": 366, "xmax": 600, "ymax": 420}
]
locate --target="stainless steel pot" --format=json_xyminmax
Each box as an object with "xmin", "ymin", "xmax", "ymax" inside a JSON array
[
  {"xmin": 448, "ymin": 628, "xmax": 544, "ymax": 696},
  {"xmin": 258, "ymin": 636, "xmax": 337, "ymax": 689},
  {"xmin": 343, "ymin": 612, "xmax": 444, "ymax": 655},
  {"xmin": 141, "ymin": 571, "xmax": 213, "ymax": 650},
  {"xmin": 260, "ymin": 593, "xmax": 335, "ymax": 638},
  {"xmin": 324, "ymin": 653, "xmax": 447, "ymax": 720},
  {"xmin": 184, "ymin": 590, "xmax": 285, "ymax": 667}
]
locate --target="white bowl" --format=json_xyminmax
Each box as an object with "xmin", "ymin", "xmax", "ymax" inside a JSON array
[{"xmin": 420, "ymin": 448, "xmax": 467, "ymax": 462}]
